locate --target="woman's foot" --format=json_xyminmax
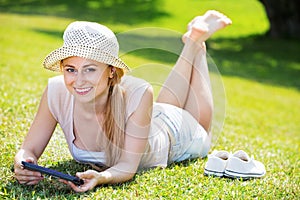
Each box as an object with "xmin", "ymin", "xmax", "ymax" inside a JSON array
[{"xmin": 182, "ymin": 10, "xmax": 232, "ymax": 44}]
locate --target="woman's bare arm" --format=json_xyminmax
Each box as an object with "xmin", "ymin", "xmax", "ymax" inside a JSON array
[{"xmin": 14, "ymin": 87, "xmax": 57, "ymax": 185}]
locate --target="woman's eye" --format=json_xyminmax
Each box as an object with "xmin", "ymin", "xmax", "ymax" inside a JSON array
[
  {"xmin": 65, "ymin": 68, "xmax": 76, "ymax": 73},
  {"xmin": 84, "ymin": 68, "xmax": 96, "ymax": 73}
]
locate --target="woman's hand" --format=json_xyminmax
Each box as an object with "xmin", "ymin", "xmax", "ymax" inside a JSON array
[
  {"xmin": 59, "ymin": 170, "xmax": 103, "ymax": 192},
  {"xmin": 14, "ymin": 157, "xmax": 44, "ymax": 185}
]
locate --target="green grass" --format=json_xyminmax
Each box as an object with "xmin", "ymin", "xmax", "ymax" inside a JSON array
[{"xmin": 0, "ymin": 0, "xmax": 299, "ymax": 199}]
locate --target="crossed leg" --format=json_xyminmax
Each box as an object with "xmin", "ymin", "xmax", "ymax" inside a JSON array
[{"xmin": 156, "ymin": 10, "xmax": 232, "ymax": 132}]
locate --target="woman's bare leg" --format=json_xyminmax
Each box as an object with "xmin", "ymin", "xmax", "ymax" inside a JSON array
[
  {"xmin": 183, "ymin": 44, "xmax": 212, "ymax": 131},
  {"xmin": 156, "ymin": 40, "xmax": 198, "ymax": 108},
  {"xmin": 156, "ymin": 10, "xmax": 232, "ymax": 131}
]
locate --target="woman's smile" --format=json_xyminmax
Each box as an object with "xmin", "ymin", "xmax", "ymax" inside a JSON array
[{"xmin": 74, "ymin": 87, "xmax": 93, "ymax": 96}]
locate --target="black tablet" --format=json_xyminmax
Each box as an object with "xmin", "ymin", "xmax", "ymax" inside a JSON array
[{"xmin": 21, "ymin": 161, "xmax": 84, "ymax": 186}]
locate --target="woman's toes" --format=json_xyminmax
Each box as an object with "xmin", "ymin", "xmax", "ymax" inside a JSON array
[{"xmin": 182, "ymin": 10, "xmax": 232, "ymax": 44}]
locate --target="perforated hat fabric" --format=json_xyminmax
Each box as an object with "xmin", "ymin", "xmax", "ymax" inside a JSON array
[{"xmin": 43, "ymin": 21, "xmax": 130, "ymax": 72}]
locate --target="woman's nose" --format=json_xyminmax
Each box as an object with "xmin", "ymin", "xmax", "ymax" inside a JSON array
[{"xmin": 75, "ymin": 72, "xmax": 86, "ymax": 86}]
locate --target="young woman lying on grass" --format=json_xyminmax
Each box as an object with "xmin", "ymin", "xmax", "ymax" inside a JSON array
[{"xmin": 14, "ymin": 10, "xmax": 232, "ymax": 192}]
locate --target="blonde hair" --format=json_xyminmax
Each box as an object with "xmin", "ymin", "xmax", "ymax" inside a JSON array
[{"xmin": 103, "ymin": 67, "xmax": 125, "ymax": 166}]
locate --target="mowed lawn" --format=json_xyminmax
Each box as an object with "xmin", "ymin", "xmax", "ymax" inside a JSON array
[{"xmin": 0, "ymin": 0, "xmax": 299, "ymax": 199}]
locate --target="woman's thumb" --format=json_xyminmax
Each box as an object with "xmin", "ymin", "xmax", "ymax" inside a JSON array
[
  {"xmin": 25, "ymin": 157, "xmax": 35, "ymax": 164},
  {"xmin": 77, "ymin": 170, "xmax": 96, "ymax": 179}
]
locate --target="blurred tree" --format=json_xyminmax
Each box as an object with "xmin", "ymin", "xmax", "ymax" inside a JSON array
[{"xmin": 259, "ymin": 0, "xmax": 300, "ymax": 38}]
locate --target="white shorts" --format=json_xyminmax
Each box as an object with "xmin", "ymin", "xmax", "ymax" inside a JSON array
[{"xmin": 153, "ymin": 103, "xmax": 211, "ymax": 163}]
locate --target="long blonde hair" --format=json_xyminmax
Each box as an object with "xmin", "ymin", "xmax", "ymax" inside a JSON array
[{"xmin": 103, "ymin": 66, "xmax": 125, "ymax": 166}]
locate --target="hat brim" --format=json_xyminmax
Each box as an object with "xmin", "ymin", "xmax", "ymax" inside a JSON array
[{"xmin": 43, "ymin": 45, "xmax": 130, "ymax": 72}]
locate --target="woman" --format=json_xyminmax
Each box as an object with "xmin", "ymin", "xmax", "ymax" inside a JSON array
[{"xmin": 14, "ymin": 10, "xmax": 232, "ymax": 192}]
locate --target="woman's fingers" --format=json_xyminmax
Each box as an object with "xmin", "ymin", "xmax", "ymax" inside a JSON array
[
  {"xmin": 15, "ymin": 167, "xmax": 42, "ymax": 177},
  {"xmin": 59, "ymin": 170, "xmax": 100, "ymax": 192},
  {"xmin": 14, "ymin": 160, "xmax": 43, "ymax": 185},
  {"xmin": 18, "ymin": 179, "xmax": 41, "ymax": 185},
  {"xmin": 60, "ymin": 179, "xmax": 88, "ymax": 192},
  {"xmin": 26, "ymin": 180, "xmax": 41, "ymax": 185},
  {"xmin": 15, "ymin": 171, "xmax": 43, "ymax": 184}
]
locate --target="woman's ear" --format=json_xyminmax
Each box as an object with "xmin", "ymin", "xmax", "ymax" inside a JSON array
[{"xmin": 109, "ymin": 66, "xmax": 116, "ymax": 78}]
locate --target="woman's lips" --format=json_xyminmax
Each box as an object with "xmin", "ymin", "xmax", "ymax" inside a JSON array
[{"xmin": 74, "ymin": 87, "xmax": 93, "ymax": 95}]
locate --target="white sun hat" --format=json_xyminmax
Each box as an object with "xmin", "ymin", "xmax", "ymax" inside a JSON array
[{"xmin": 43, "ymin": 21, "xmax": 130, "ymax": 72}]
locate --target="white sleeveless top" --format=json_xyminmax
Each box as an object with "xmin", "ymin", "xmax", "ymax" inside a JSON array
[{"xmin": 47, "ymin": 75, "xmax": 170, "ymax": 169}]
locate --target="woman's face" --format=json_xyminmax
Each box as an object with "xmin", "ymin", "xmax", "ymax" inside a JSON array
[{"xmin": 62, "ymin": 56, "xmax": 113, "ymax": 103}]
